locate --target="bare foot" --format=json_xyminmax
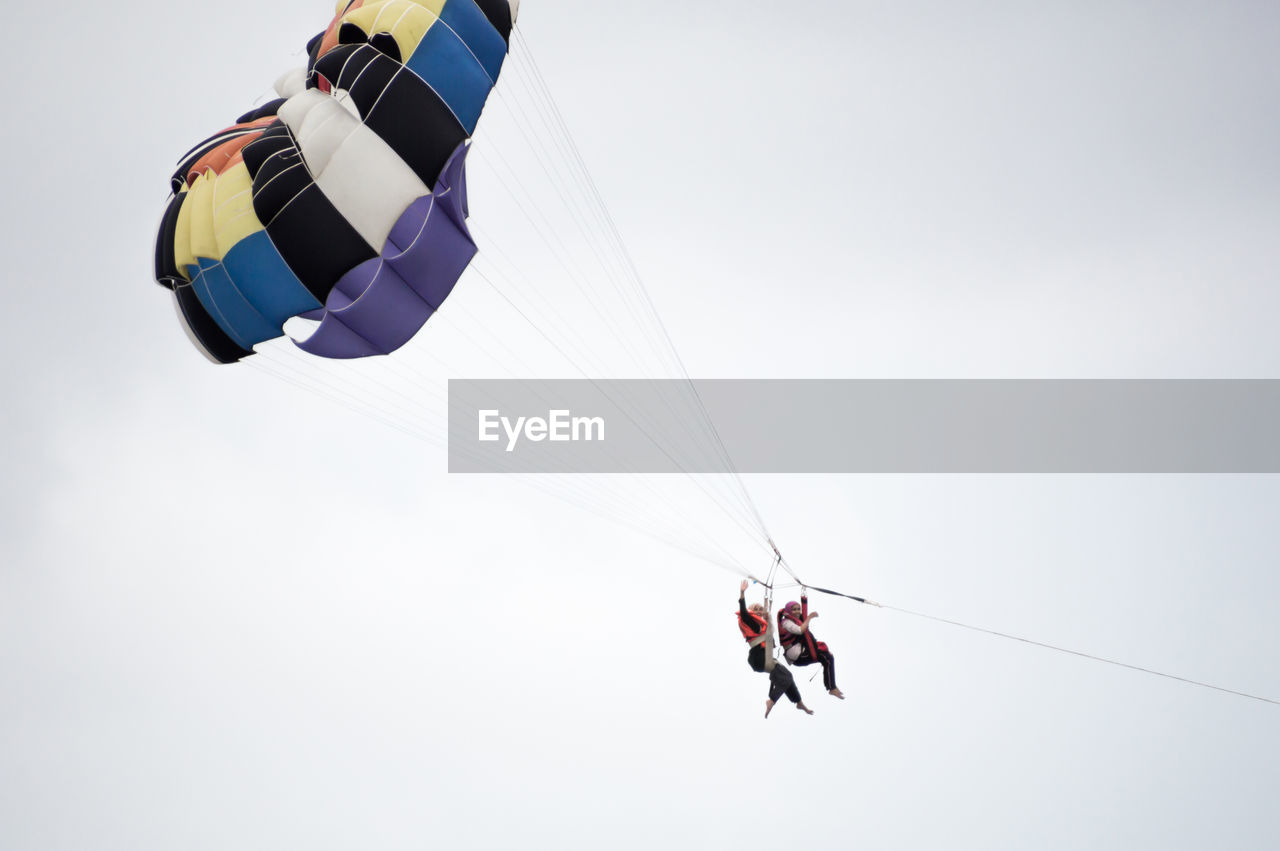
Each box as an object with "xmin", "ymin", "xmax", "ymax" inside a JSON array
[
  {"xmin": 829, "ymin": 688, "xmax": 845, "ymax": 700},
  {"xmin": 797, "ymin": 702, "xmax": 814, "ymax": 715},
  {"xmin": 765, "ymin": 699, "xmax": 775, "ymax": 719}
]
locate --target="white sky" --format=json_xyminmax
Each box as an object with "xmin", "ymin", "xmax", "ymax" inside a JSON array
[{"xmin": 3, "ymin": 1, "xmax": 1279, "ymax": 849}]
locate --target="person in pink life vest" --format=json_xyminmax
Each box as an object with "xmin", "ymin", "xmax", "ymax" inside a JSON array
[{"xmin": 777, "ymin": 594, "xmax": 844, "ymax": 699}]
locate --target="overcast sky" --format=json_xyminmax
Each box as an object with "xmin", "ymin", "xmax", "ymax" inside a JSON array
[{"xmin": 3, "ymin": 2, "xmax": 1279, "ymax": 849}]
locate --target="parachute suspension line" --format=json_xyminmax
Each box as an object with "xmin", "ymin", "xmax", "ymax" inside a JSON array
[
  {"xmin": 486, "ymin": 51, "xmax": 767, "ymax": 533},
  {"xmin": 258, "ymin": 359, "xmax": 755, "ymax": 572},
  {"xmin": 466, "ymin": 241, "xmax": 745, "ymax": 503},
  {"xmin": 251, "ymin": 335, "xmax": 753, "ymax": 572},
  {"xmin": 436, "ymin": 334, "xmax": 761, "ymax": 573},
  {"xmin": 498, "ymin": 36, "xmax": 680, "ymax": 374},
  {"xmin": 466, "ymin": 264, "xmax": 779, "ymax": 561},
  {"xmin": 799, "ymin": 585, "xmax": 1280, "ymax": 707},
  {"xmin": 491, "ymin": 30, "xmax": 777, "ymax": 552},
  {"xmin": 469, "ymin": 247, "xmax": 753, "ymax": 534},
  {"xmin": 463, "ymin": 199, "xmax": 769, "ymax": 549},
  {"xmin": 248, "ymin": 342, "xmax": 447, "ymax": 443},
  {"xmin": 504, "ymin": 33, "xmax": 768, "ymax": 533},
  {"xmin": 426, "ymin": 294, "xmax": 765, "ymax": 575},
  {"xmin": 479, "ymin": 63, "xmax": 683, "ymax": 384},
  {"xmin": 479, "ymin": 90, "xmax": 655, "ymax": 346},
  {"xmin": 508, "ymin": 30, "xmax": 684, "ymax": 368},
  {"xmin": 252, "ymin": 276, "xmax": 764, "ymax": 568},
  {"xmin": 243, "ymin": 352, "xmax": 441, "ymax": 446},
  {"xmin": 462, "ymin": 266, "xmax": 772, "ymax": 558},
  {"xmin": 467, "ymin": 128, "xmax": 769, "ymax": 544},
  {"xmin": 450, "ymin": 363, "xmax": 759, "ymax": 571},
  {"xmin": 467, "ymin": 141, "xmax": 659, "ymax": 381}
]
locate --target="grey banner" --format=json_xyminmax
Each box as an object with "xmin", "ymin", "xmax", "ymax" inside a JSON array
[{"xmin": 447, "ymin": 379, "xmax": 1280, "ymax": 473}]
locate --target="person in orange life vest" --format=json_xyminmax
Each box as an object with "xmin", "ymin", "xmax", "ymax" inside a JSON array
[
  {"xmin": 778, "ymin": 594, "xmax": 845, "ymax": 699},
  {"xmin": 738, "ymin": 580, "xmax": 813, "ymax": 718}
]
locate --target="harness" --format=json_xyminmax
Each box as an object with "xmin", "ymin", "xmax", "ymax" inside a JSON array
[
  {"xmin": 777, "ymin": 598, "xmax": 824, "ymax": 661},
  {"xmin": 777, "ymin": 614, "xmax": 801, "ymax": 653}
]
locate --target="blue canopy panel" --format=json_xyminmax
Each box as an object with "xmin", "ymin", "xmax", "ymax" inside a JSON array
[
  {"xmin": 186, "ymin": 231, "xmax": 322, "ymax": 350},
  {"xmin": 406, "ymin": 0, "xmax": 508, "ymax": 134}
]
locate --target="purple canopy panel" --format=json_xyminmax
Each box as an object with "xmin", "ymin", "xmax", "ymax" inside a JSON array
[
  {"xmin": 435, "ymin": 141, "xmax": 470, "ymax": 228},
  {"xmin": 385, "ymin": 195, "xmax": 476, "ymax": 308},
  {"xmin": 294, "ymin": 144, "xmax": 477, "ymax": 358}
]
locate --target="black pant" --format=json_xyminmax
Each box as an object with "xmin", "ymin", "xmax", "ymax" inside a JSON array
[
  {"xmin": 790, "ymin": 643, "xmax": 837, "ymax": 691},
  {"xmin": 747, "ymin": 648, "xmax": 802, "ymax": 704},
  {"xmin": 767, "ymin": 664, "xmax": 802, "ymax": 704}
]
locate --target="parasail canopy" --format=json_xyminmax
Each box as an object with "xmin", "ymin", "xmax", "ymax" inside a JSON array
[{"xmin": 154, "ymin": 0, "xmax": 520, "ymax": 364}]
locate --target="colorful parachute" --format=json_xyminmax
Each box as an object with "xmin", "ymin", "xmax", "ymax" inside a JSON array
[{"xmin": 153, "ymin": 0, "xmax": 519, "ymax": 363}]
